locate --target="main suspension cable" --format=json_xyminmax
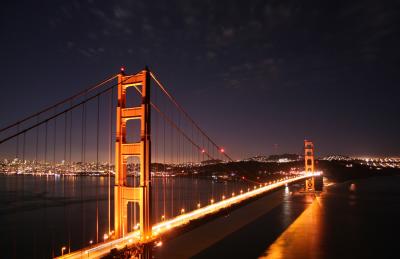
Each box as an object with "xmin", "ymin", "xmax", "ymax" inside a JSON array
[{"xmin": 0, "ymin": 74, "xmax": 118, "ymax": 133}]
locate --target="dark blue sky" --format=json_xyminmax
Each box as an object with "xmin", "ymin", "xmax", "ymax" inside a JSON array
[{"xmin": 0, "ymin": 0, "xmax": 399, "ymax": 158}]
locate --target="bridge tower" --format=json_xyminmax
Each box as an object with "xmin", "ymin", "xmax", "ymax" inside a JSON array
[
  {"xmin": 114, "ymin": 67, "xmax": 152, "ymax": 241},
  {"xmin": 304, "ymin": 140, "xmax": 315, "ymax": 191}
]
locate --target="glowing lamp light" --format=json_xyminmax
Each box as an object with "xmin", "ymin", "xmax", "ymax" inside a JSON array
[
  {"xmin": 103, "ymin": 233, "xmax": 109, "ymax": 240},
  {"xmin": 231, "ymin": 192, "xmax": 235, "ymax": 197},
  {"xmin": 120, "ymin": 66, "xmax": 125, "ymax": 72},
  {"xmin": 220, "ymin": 148, "xmax": 225, "ymax": 153},
  {"xmin": 210, "ymin": 198, "xmax": 214, "ymax": 204},
  {"xmin": 89, "ymin": 240, "xmax": 93, "ymax": 245},
  {"xmin": 201, "ymin": 149, "xmax": 205, "ymax": 153},
  {"xmin": 181, "ymin": 208, "xmax": 185, "ymax": 214},
  {"xmin": 197, "ymin": 203, "xmax": 201, "ymax": 208},
  {"xmin": 161, "ymin": 215, "xmax": 165, "ymax": 221},
  {"xmin": 134, "ymin": 223, "xmax": 140, "ymax": 230},
  {"xmin": 222, "ymin": 195, "xmax": 225, "ymax": 200}
]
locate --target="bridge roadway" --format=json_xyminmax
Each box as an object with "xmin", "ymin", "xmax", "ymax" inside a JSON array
[{"xmin": 57, "ymin": 172, "xmax": 320, "ymax": 259}]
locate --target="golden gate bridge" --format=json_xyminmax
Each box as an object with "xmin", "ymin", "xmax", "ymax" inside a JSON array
[{"xmin": 0, "ymin": 67, "xmax": 320, "ymax": 258}]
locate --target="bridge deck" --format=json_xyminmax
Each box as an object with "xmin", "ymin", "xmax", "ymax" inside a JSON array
[{"xmin": 57, "ymin": 173, "xmax": 320, "ymax": 259}]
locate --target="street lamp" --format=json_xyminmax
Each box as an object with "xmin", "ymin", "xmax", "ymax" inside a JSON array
[{"xmin": 61, "ymin": 246, "xmax": 66, "ymax": 256}]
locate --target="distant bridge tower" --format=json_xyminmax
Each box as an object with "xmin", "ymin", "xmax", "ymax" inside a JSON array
[
  {"xmin": 304, "ymin": 140, "xmax": 315, "ymax": 191},
  {"xmin": 114, "ymin": 67, "xmax": 152, "ymax": 242}
]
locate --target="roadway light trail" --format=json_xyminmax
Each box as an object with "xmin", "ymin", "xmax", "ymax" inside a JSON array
[{"xmin": 57, "ymin": 172, "xmax": 321, "ymax": 259}]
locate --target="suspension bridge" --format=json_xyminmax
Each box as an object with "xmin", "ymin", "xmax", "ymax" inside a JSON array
[{"xmin": 0, "ymin": 67, "xmax": 320, "ymax": 258}]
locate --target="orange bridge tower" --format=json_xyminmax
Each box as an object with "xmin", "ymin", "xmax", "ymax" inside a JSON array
[
  {"xmin": 304, "ymin": 140, "xmax": 315, "ymax": 191},
  {"xmin": 114, "ymin": 67, "xmax": 152, "ymax": 241}
]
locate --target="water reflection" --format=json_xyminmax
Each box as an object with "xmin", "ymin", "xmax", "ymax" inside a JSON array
[
  {"xmin": 281, "ymin": 185, "xmax": 291, "ymax": 226},
  {"xmin": 0, "ymin": 174, "xmax": 250, "ymax": 258},
  {"xmin": 259, "ymin": 196, "xmax": 323, "ymax": 259}
]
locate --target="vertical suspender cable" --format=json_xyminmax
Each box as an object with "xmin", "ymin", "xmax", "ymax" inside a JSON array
[
  {"xmin": 162, "ymin": 97, "xmax": 166, "ymax": 219},
  {"xmin": 154, "ymin": 83, "xmax": 158, "ymax": 223},
  {"xmin": 53, "ymin": 108, "xmax": 57, "ymax": 174},
  {"xmin": 35, "ymin": 117, "xmax": 39, "ymax": 170},
  {"xmin": 51, "ymin": 108, "xmax": 57, "ymax": 256},
  {"xmin": 80, "ymin": 103, "xmax": 84, "ymax": 248},
  {"xmin": 63, "ymin": 111, "xmax": 68, "ymax": 252},
  {"xmin": 44, "ymin": 121, "xmax": 48, "ymax": 257},
  {"xmin": 170, "ymin": 106, "xmax": 174, "ymax": 217},
  {"xmin": 96, "ymin": 95, "xmax": 100, "ymax": 243},
  {"xmin": 108, "ymin": 87, "xmax": 113, "ymax": 235},
  {"xmin": 68, "ymin": 102, "xmax": 72, "ymax": 253}
]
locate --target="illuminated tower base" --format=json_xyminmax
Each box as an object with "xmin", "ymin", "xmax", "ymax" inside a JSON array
[{"xmin": 305, "ymin": 177, "xmax": 315, "ymax": 192}]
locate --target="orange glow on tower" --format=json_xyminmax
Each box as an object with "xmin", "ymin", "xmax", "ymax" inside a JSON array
[
  {"xmin": 114, "ymin": 67, "xmax": 152, "ymax": 240},
  {"xmin": 304, "ymin": 140, "xmax": 315, "ymax": 191}
]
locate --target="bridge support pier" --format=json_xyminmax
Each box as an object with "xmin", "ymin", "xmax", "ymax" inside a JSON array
[{"xmin": 114, "ymin": 67, "xmax": 152, "ymax": 241}]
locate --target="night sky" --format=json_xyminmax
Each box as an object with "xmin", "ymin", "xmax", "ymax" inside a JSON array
[{"xmin": 1, "ymin": 0, "xmax": 399, "ymax": 158}]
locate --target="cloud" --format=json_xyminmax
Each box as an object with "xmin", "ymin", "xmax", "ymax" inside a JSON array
[
  {"xmin": 206, "ymin": 51, "xmax": 216, "ymax": 60},
  {"xmin": 78, "ymin": 48, "xmax": 92, "ymax": 58},
  {"xmin": 90, "ymin": 7, "xmax": 125, "ymax": 29},
  {"xmin": 66, "ymin": 41, "xmax": 75, "ymax": 48},
  {"xmin": 142, "ymin": 23, "xmax": 153, "ymax": 32},
  {"xmin": 184, "ymin": 16, "xmax": 196, "ymax": 26},
  {"xmin": 222, "ymin": 27, "xmax": 235, "ymax": 38},
  {"xmin": 263, "ymin": 58, "xmax": 275, "ymax": 65},
  {"xmin": 113, "ymin": 5, "xmax": 131, "ymax": 19}
]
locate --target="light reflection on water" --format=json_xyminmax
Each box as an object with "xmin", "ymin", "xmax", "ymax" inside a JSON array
[
  {"xmin": 259, "ymin": 196, "xmax": 323, "ymax": 259},
  {"xmin": 260, "ymin": 176, "xmax": 400, "ymax": 259}
]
